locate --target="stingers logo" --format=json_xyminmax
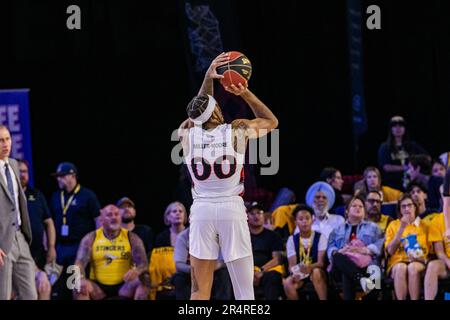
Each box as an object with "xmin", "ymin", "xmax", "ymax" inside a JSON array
[{"xmin": 104, "ymin": 254, "xmax": 118, "ymax": 266}]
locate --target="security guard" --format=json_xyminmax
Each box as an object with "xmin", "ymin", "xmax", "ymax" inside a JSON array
[{"xmin": 49, "ymin": 162, "xmax": 100, "ymax": 298}]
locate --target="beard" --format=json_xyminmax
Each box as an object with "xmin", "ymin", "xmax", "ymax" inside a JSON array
[
  {"xmin": 314, "ymin": 206, "xmax": 327, "ymax": 218},
  {"xmin": 368, "ymin": 210, "xmax": 380, "ymax": 217},
  {"xmin": 109, "ymin": 222, "xmax": 121, "ymax": 230}
]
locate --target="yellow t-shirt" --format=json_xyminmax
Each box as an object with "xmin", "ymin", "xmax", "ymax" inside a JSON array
[
  {"xmin": 421, "ymin": 212, "xmax": 441, "ymax": 227},
  {"xmin": 428, "ymin": 213, "xmax": 450, "ymax": 258},
  {"xmin": 254, "ymin": 265, "xmax": 285, "ymax": 276},
  {"xmin": 385, "ymin": 219, "xmax": 430, "ymax": 273},
  {"xmin": 271, "ymin": 204, "xmax": 298, "ymax": 235},
  {"xmin": 381, "ymin": 186, "xmax": 403, "ymax": 203},
  {"xmin": 90, "ymin": 228, "xmax": 132, "ymax": 285},
  {"xmin": 148, "ymin": 246, "xmax": 176, "ymax": 299}
]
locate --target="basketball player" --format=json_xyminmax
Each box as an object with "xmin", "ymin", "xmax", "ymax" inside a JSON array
[
  {"xmin": 73, "ymin": 205, "xmax": 149, "ymax": 300},
  {"xmin": 178, "ymin": 52, "xmax": 278, "ymax": 300}
]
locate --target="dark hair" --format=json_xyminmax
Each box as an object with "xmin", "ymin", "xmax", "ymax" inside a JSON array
[
  {"xmin": 385, "ymin": 116, "xmax": 410, "ymax": 154},
  {"xmin": 406, "ymin": 179, "xmax": 428, "ymax": 194},
  {"xmin": 396, "ymin": 194, "xmax": 419, "ymax": 218},
  {"xmin": 409, "ymin": 154, "xmax": 431, "ymax": 175},
  {"xmin": 186, "ymin": 95, "xmax": 210, "ymax": 120},
  {"xmin": 432, "ymin": 158, "xmax": 445, "ymax": 168},
  {"xmin": 319, "ymin": 167, "xmax": 339, "ymax": 182},
  {"xmin": 365, "ymin": 190, "xmax": 383, "ymax": 201},
  {"xmin": 17, "ymin": 159, "xmax": 30, "ymax": 168},
  {"xmin": 292, "ymin": 204, "xmax": 314, "ymax": 219}
]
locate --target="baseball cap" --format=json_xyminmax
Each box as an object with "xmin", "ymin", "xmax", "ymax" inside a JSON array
[
  {"xmin": 390, "ymin": 116, "xmax": 406, "ymax": 127},
  {"xmin": 246, "ymin": 201, "xmax": 265, "ymax": 212},
  {"xmin": 52, "ymin": 162, "xmax": 78, "ymax": 177},
  {"xmin": 116, "ymin": 197, "xmax": 135, "ymax": 208}
]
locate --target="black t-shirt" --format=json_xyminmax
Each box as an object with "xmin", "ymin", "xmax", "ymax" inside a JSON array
[
  {"xmin": 250, "ymin": 228, "xmax": 283, "ymax": 268},
  {"xmin": 132, "ymin": 224, "xmax": 154, "ymax": 255},
  {"xmin": 154, "ymin": 228, "xmax": 171, "ymax": 248},
  {"xmin": 427, "ymin": 176, "xmax": 445, "ymax": 212},
  {"xmin": 330, "ymin": 188, "xmax": 344, "ymax": 214},
  {"xmin": 25, "ymin": 187, "xmax": 51, "ymax": 262},
  {"xmin": 378, "ymin": 141, "xmax": 427, "ymax": 190},
  {"xmin": 349, "ymin": 225, "xmax": 358, "ymax": 242},
  {"xmin": 50, "ymin": 185, "xmax": 101, "ymax": 244}
]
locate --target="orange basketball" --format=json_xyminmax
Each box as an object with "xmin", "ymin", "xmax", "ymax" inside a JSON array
[{"xmin": 216, "ymin": 51, "xmax": 252, "ymax": 88}]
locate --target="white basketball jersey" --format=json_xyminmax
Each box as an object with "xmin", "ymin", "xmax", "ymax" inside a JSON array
[{"xmin": 185, "ymin": 124, "xmax": 245, "ymax": 199}]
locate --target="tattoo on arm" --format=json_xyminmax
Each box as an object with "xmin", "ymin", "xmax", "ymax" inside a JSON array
[
  {"xmin": 130, "ymin": 233, "xmax": 148, "ymax": 274},
  {"xmin": 232, "ymin": 120, "xmax": 249, "ymax": 153},
  {"xmin": 75, "ymin": 232, "xmax": 95, "ymax": 276}
]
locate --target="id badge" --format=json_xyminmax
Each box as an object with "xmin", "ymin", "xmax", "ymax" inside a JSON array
[{"xmin": 61, "ymin": 225, "xmax": 69, "ymax": 237}]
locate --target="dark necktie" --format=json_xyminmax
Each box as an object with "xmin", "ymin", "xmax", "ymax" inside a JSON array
[
  {"xmin": 4, "ymin": 163, "xmax": 19, "ymax": 229},
  {"xmin": 4, "ymin": 163, "xmax": 15, "ymax": 204}
]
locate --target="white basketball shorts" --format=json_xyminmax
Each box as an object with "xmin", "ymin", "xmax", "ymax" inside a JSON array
[{"xmin": 189, "ymin": 196, "xmax": 252, "ymax": 263}]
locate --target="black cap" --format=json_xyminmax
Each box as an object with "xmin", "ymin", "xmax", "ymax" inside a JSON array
[
  {"xmin": 390, "ymin": 116, "xmax": 406, "ymax": 127},
  {"xmin": 246, "ymin": 201, "xmax": 265, "ymax": 212},
  {"xmin": 52, "ymin": 162, "xmax": 78, "ymax": 177},
  {"xmin": 116, "ymin": 197, "xmax": 135, "ymax": 208}
]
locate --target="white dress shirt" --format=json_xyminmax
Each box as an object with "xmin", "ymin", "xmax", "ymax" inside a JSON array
[{"xmin": 0, "ymin": 158, "xmax": 22, "ymax": 227}]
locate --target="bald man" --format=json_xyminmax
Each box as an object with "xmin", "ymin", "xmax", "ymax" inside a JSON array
[{"xmin": 73, "ymin": 205, "xmax": 149, "ymax": 300}]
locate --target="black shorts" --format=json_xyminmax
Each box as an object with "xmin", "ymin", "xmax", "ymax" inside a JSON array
[{"xmin": 95, "ymin": 281, "xmax": 124, "ymax": 298}]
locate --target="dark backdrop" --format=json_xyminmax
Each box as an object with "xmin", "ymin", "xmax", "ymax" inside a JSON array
[{"xmin": 0, "ymin": 0, "xmax": 449, "ymax": 233}]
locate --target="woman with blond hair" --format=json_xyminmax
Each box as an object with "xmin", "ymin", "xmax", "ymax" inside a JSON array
[
  {"xmin": 354, "ymin": 166, "xmax": 403, "ymax": 203},
  {"xmin": 148, "ymin": 201, "xmax": 187, "ymax": 299}
]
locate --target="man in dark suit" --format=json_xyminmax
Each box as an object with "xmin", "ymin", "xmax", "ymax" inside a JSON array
[{"xmin": 0, "ymin": 125, "xmax": 37, "ymax": 300}]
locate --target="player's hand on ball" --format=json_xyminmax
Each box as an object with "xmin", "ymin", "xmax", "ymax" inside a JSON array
[
  {"xmin": 206, "ymin": 52, "xmax": 230, "ymax": 80},
  {"xmin": 225, "ymin": 83, "xmax": 248, "ymax": 96}
]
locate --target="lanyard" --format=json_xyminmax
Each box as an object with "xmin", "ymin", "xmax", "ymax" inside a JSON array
[
  {"xmin": 61, "ymin": 184, "xmax": 81, "ymax": 225},
  {"xmin": 299, "ymin": 233, "xmax": 313, "ymax": 265}
]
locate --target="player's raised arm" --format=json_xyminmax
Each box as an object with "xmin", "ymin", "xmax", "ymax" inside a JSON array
[
  {"xmin": 177, "ymin": 118, "xmax": 193, "ymax": 140},
  {"xmin": 197, "ymin": 52, "xmax": 230, "ymax": 96},
  {"xmin": 228, "ymin": 83, "xmax": 278, "ymax": 139}
]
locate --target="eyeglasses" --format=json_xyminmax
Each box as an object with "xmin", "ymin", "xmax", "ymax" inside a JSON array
[{"xmin": 401, "ymin": 203, "xmax": 414, "ymax": 209}]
